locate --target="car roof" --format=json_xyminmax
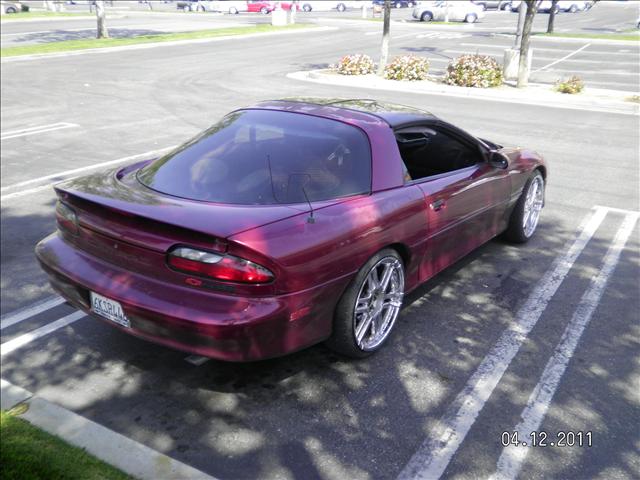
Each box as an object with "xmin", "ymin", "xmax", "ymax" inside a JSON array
[{"xmin": 250, "ymin": 98, "xmax": 438, "ymax": 129}]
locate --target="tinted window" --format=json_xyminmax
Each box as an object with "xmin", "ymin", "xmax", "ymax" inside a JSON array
[
  {"xmin": 138, "ymin": 110, "xmax": 371, "ymax": 204},
  {"xmin": 395, "ymin": 127, "xmax": 482, "ymax": 181}
]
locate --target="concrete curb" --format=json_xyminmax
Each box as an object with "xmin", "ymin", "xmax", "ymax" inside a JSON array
[
  {"xmin": 1, "ymin": 26, "xmax": 336, "ymax": 63},
  {"xmin": 0, "ymin": 378, "xmax": 217, "ymax": 480},
  {"xmin": 288, "ymin": 69, "xmax": 639, "ymax": 116}
]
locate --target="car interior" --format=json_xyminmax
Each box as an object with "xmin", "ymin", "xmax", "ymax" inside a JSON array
[{"xmin": 395, "ymin": 126, "xmax": 483, "ymax": 181}]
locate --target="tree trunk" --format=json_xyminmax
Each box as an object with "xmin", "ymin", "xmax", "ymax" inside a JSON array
[
  {"xmin": 377, "ymin": 0, "xmax": 391, "ymax": 76},
  {"xmin": 514, "ymin": 2, "xmax": 526, "ymax": 48},
  {"xmin": 517, "ymin": 0, "xmax": 537, "ymax": 88},
  {"xmin": 95, "ymin": 1, "xmax": 109, "ymax": 39},
  {"xmin": 547, "ymin": 0, "xmax": 558, "ymax": 33}
]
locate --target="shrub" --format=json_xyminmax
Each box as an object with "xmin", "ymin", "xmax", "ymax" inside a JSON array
[
  {"xmin": 384, "ymin": 55, "xmax": 430, "ymax": 81},
  {"xmin": 334, "ymin": 54, "xmax": 375, "ymax": 75},
  {"xmin": 444, "ymin": 54, "xmax": 503, "ymax": 88},
  {"xmin": 554, "ymin": 76, "xmax": 584, "ymax": 94}
]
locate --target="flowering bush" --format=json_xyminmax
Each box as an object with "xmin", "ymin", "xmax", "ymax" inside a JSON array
[
  {"xmin": 334, "ymin": 54, "xmax": 376, "ymax": 75},
  {"xmin": 444, "ymin": 54, "xmax": 503, "ymax": 88},
  {"xmin": 554, "ymin": 76, "xmax": 584, "ymax": 94},
  {"xmin": 384, "ymin": 55, "xmax": 430, "ymax": 81}
]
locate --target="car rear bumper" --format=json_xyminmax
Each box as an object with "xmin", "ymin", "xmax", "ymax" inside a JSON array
[{"xmin": 36, "ymin": 233, "xmax": 346, "ymax": 361}]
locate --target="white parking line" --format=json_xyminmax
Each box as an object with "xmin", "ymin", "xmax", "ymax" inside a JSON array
[
  {"xmin": 1, "ymin": 122, "xmax": 79, "ymax": 140},
  {"xmin": 1, "ymin": 311, "xmax": 85, "ymax": 357},
  {"xmin": 491, "ymin": 211, "xmax": 638, "ymax": 480},
  {"xmin": 0, "ymin": 296, "xmax": 65, "ymax": 330},
  {"xmin": 532, "ymin": 43, "xmax": 591, "ymax": 72},
  {"xmin": 397, "ymin": 206, "xmax": 607, "ymax": 480},
  {"xmin": 0, "ymin": 145, "xmax": 176, "ymax": 201}
]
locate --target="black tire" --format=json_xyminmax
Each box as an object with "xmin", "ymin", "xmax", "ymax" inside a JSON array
[
  {"xmin": 420, "ymin": 11, "xmax": 433, "ymax": 21},
  {"xmin": 477, "ymin": 3, "xmax": 487, "ymax": 11},
  {"xmin": 465, "ymin": 13, "xmax": 478, "ymax": 23},
  {"xmin": 229, "ymin": 7, "xmax": 238, "ymax": 14},
  {"xmin": 260, "ymin": 6, "xmax": 269, "ymax": 14},
  {"xmin": 337, "ymin": 3, "xmax": 346, "ymax": 12},
  {"xmin": 326, "ymin": 249, "xmax": 405, "ymax": 358},
  {"xmin": 6, "ymin": 6, "xmax": 18, "ymax": 13},
  {"xmin": 302, "ymin": 3, "xmax": 311, "ymax": 12},
  {"xmin": 504, "ymin": 171, "xmax": 545, "ymax": 243},
  {"xmin": 395, "ymin": 1, "xmax": 402, "ymax": 8},
  {"xmin": 569, "ymin": 4, "xmax": 578, "ymax": 12}
]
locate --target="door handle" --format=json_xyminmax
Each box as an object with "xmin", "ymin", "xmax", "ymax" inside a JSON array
[{"xmin": 430, "ymin": 199, "xmax": 446, "ymax": 212}]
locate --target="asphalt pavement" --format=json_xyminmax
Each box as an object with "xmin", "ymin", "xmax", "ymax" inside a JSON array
[{"xmin": 1, "ymin": 7, "xmax": 639, "ymax": 480}]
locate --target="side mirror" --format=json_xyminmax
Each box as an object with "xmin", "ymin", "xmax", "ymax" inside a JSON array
[{"xmin": 489, "ymin": 150, "xmax": 509, "ymax": 169}]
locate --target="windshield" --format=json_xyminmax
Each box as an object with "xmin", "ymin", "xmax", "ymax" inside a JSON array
[{"xmin": 137, "ymin": 109, "xmax": 371, "ymax": 205}]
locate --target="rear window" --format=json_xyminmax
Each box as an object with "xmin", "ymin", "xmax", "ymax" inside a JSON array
[{"xmin": 137, "ymin": 109, "xmax": 371, "ymax": 204}]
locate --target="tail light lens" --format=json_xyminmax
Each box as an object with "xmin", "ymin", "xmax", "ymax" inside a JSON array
[
  {"xmin": 168, "ymin": 247, "xmax": 274, "ymax": 284},
  {"xmin": 56, "ymin": 201, "xmax": 78, "ymax": 235}
]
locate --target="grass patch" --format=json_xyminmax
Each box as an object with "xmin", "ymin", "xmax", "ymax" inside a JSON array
[
  {"xmin": 0, "ymin": 23, "xmax": 312, "ymax": 57},
  {"xmin": 536, "ymin": 32, "xmax": 640, "ymax": 41},
  {"xmin": 1, "ymin": 11, "xmax": 92, "ymax": 20},
  {"xmin": 0, "ymin": 409, "xmax": 132, "ymax": 480}
]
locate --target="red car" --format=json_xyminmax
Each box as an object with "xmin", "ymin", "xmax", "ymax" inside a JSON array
[
  {"xmin": 247, "ymin": 0, "xmax": 296, "ymax": 14},
  {"xmin": 36, "ymin": 99, "xmax": 546, "ymax": 361}
]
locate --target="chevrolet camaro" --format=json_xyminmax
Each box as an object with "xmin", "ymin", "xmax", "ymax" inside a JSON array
[{"xmin": 36, "ymin": 99, "xmax": 547, "ymax": 361}]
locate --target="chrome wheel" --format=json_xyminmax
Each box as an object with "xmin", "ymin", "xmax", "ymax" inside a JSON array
[
  {"xmin": 353, "ymin": 257, "xmax": 404, "ymax": 351},
  {"xmin": 522, "ymin": 175, "xmax": 544, "ymax": 237}
]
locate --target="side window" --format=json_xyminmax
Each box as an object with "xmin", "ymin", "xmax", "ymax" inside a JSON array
[{"xmin": 395, "ymin": 127, "xmax": 482, "ymax": 181}]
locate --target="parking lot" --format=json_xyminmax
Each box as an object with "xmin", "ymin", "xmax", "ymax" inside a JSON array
[{"xmin": 1, "ymin": 1, "xmax": 639, "ymax": 479}]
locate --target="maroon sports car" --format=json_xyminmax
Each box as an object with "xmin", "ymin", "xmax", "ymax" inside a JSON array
[{"xmin": 36, "ymin": 99, "xmax": 546, "ymax": 361}]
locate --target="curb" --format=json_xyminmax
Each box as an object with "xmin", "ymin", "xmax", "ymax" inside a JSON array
[
  {"xmin": 0, "ymin": 14, "xmax": 125, "ymax": 23},
  {"xmin": 1, "ymin": 26, "xmax": 335, "ymax": 62},
  {"xmin": 288, "ymin": 70, "xmax": 639, "ymax": 116},
  {"xmin": 0, "ymin": 378, "xmax": 217, "ymax": 480}
]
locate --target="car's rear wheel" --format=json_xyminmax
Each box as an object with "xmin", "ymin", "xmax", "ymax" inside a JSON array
[
  {"xmin": 6, "ymin": 6, "xmax": 18, "ymax": 13},
  {"xmin": 569, "ymin": 4, "xmax": 578, "ymax": 12},
  {"xmin": 505, "ymin": 171, "xmax": 544, "ymax": 243},
  {"xmin": 260, "ymin": 6, "xmax": 269, "ymax": 14},
  {"xmin": 421, "ymin": 11, "xmax": 433, "ymax": 21},
  {"xmin": 327, "ymin": 249, "xmax": 405, "ymax": 358},
  {"xmin": 229, "ymin": 6, "xmax": 238, "ymax": 14},
  {"xmin": 303, "ymin": 3, "xmax": 311, "ymax": 12},
  {"xmin": 337, "ymin": 3, "xmax": 346, "ymax": 12},
  {"xmin": 395, "ymin": 1, "xmax": 402, "ymax": 8},
  {"xmin": 465, "ymin": 13, "xmax": 478, "ymax": 23}
]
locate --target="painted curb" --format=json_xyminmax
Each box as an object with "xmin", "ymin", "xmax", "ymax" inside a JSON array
[
  {"xmin": 1, "ymin": 26, "xmax": 336, "ymax": 62},
  {"xmin": 0, "ymin": 378, "xmax": 217, "ymax": 480},
  {"xmin": 288, "ymin": 70, "xmax": 639, "ymax": 116}
]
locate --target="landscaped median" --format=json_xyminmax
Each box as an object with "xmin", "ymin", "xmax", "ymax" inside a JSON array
[
  {"xmin": 288, "ymin": 64, "xmax": 639, "ymax": 116},
  {"xmin": 0, "ymin": 23, "xmax": 315, "ymax": 58},
  {"xmin": 1, "ymin": 407, "xmax": 131, "ymax": 480}
]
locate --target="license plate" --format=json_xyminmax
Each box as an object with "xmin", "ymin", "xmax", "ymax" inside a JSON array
[{"xmin": 90, "ymin": 292, "xmax": 130, "ymax": 328}]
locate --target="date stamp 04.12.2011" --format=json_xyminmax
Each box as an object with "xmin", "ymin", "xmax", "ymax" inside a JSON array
[{"xmin": 501, "ymin": 431, "xmax": 593, "ymax": 448}]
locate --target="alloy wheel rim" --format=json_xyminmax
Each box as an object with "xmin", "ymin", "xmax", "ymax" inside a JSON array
[
  {"xmin": 522, "ymin": 176, "xmax": 544, "ymax": 237},
  {"xmin": 353, "ymin": 257, "xmax": 404, "ymax": 351}
]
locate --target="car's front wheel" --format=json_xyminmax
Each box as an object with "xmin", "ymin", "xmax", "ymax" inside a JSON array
[
  {"xmin": 229, "ymin": 6, "xmax": 238, "ymax": 14},
  {"xmin": 260, "ymin": 6, "xmax": 269, "ymax": 14},
  {"xmin": 302, "ymin": 3, "xmax": 311, "ymax": 12},
  {"xmin": 336, "ymin": 3, "xmax": 346, "ymax": 12},
  {"xmin": 327, "ymin": 249, "xmax": 405, "ymax": 358},
  {"xmin": 465, "ymin": 13, "xmax": 478, "ymax": 23},
  {"xmin": 421, "ymin": 11, "xmax": 433, "ymax": 21},
  {"xmin": 505, "ymin": 171, "xmax": 545, "ymax": 243}
]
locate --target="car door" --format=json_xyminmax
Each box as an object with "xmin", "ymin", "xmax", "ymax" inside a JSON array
[{"xmin": 395, "ymin": 124, "xmax": 511, "ymax": 280}]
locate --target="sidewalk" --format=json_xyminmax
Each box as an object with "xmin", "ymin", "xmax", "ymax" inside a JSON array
[{"xmin": 288, "ymin": 69, "xmax": 639, "ymax": 116}]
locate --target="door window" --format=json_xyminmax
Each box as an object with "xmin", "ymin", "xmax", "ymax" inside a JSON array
[{"xmin": 395, "ymin": 127, "xmax": 483, "ymax": 181}]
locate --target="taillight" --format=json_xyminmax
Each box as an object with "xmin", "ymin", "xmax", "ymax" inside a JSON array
[
  {"xmin": 167, "ymin": 247, "xmax": 274, "ymax": 284},
  {"xmin": 56, "ymin": 201, "xmax": 78, "ymax": 235}
]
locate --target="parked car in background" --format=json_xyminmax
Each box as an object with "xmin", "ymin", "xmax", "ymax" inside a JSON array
[
  {"xmin": 413, "ymin": 1, "xmax": 485, "ymax": 23},
  {"xmin": 510, "ymin": 0, "xmax": 589, "ymax": 13},
  {"xmin": 299, "ymin": 1, "xmax": 362, "ymax": 12},
  {"xmin": 215, "ymin": 0, "xmax": 248, "ymax": 13},
  {"xmin": 247, "ymin": 0, "xmax": 298, "ymax": 14},
  {"xmin": 373, "ymin": 0, "xmax": 417, "ymax": 8},
  {"xmin": 177, "ymin": 0, "xmax": 217, "ymax": 11},
  {"xmin": 36, "ymin": 98, "xmax": 546, "ymax": 361},
  {"xmin": 1, "ymin": 1, "xmax": 26, "ymax": 13},
  {"xmin": 470, "ymin": 0, "xmax": 512, "ymax": 10}
]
